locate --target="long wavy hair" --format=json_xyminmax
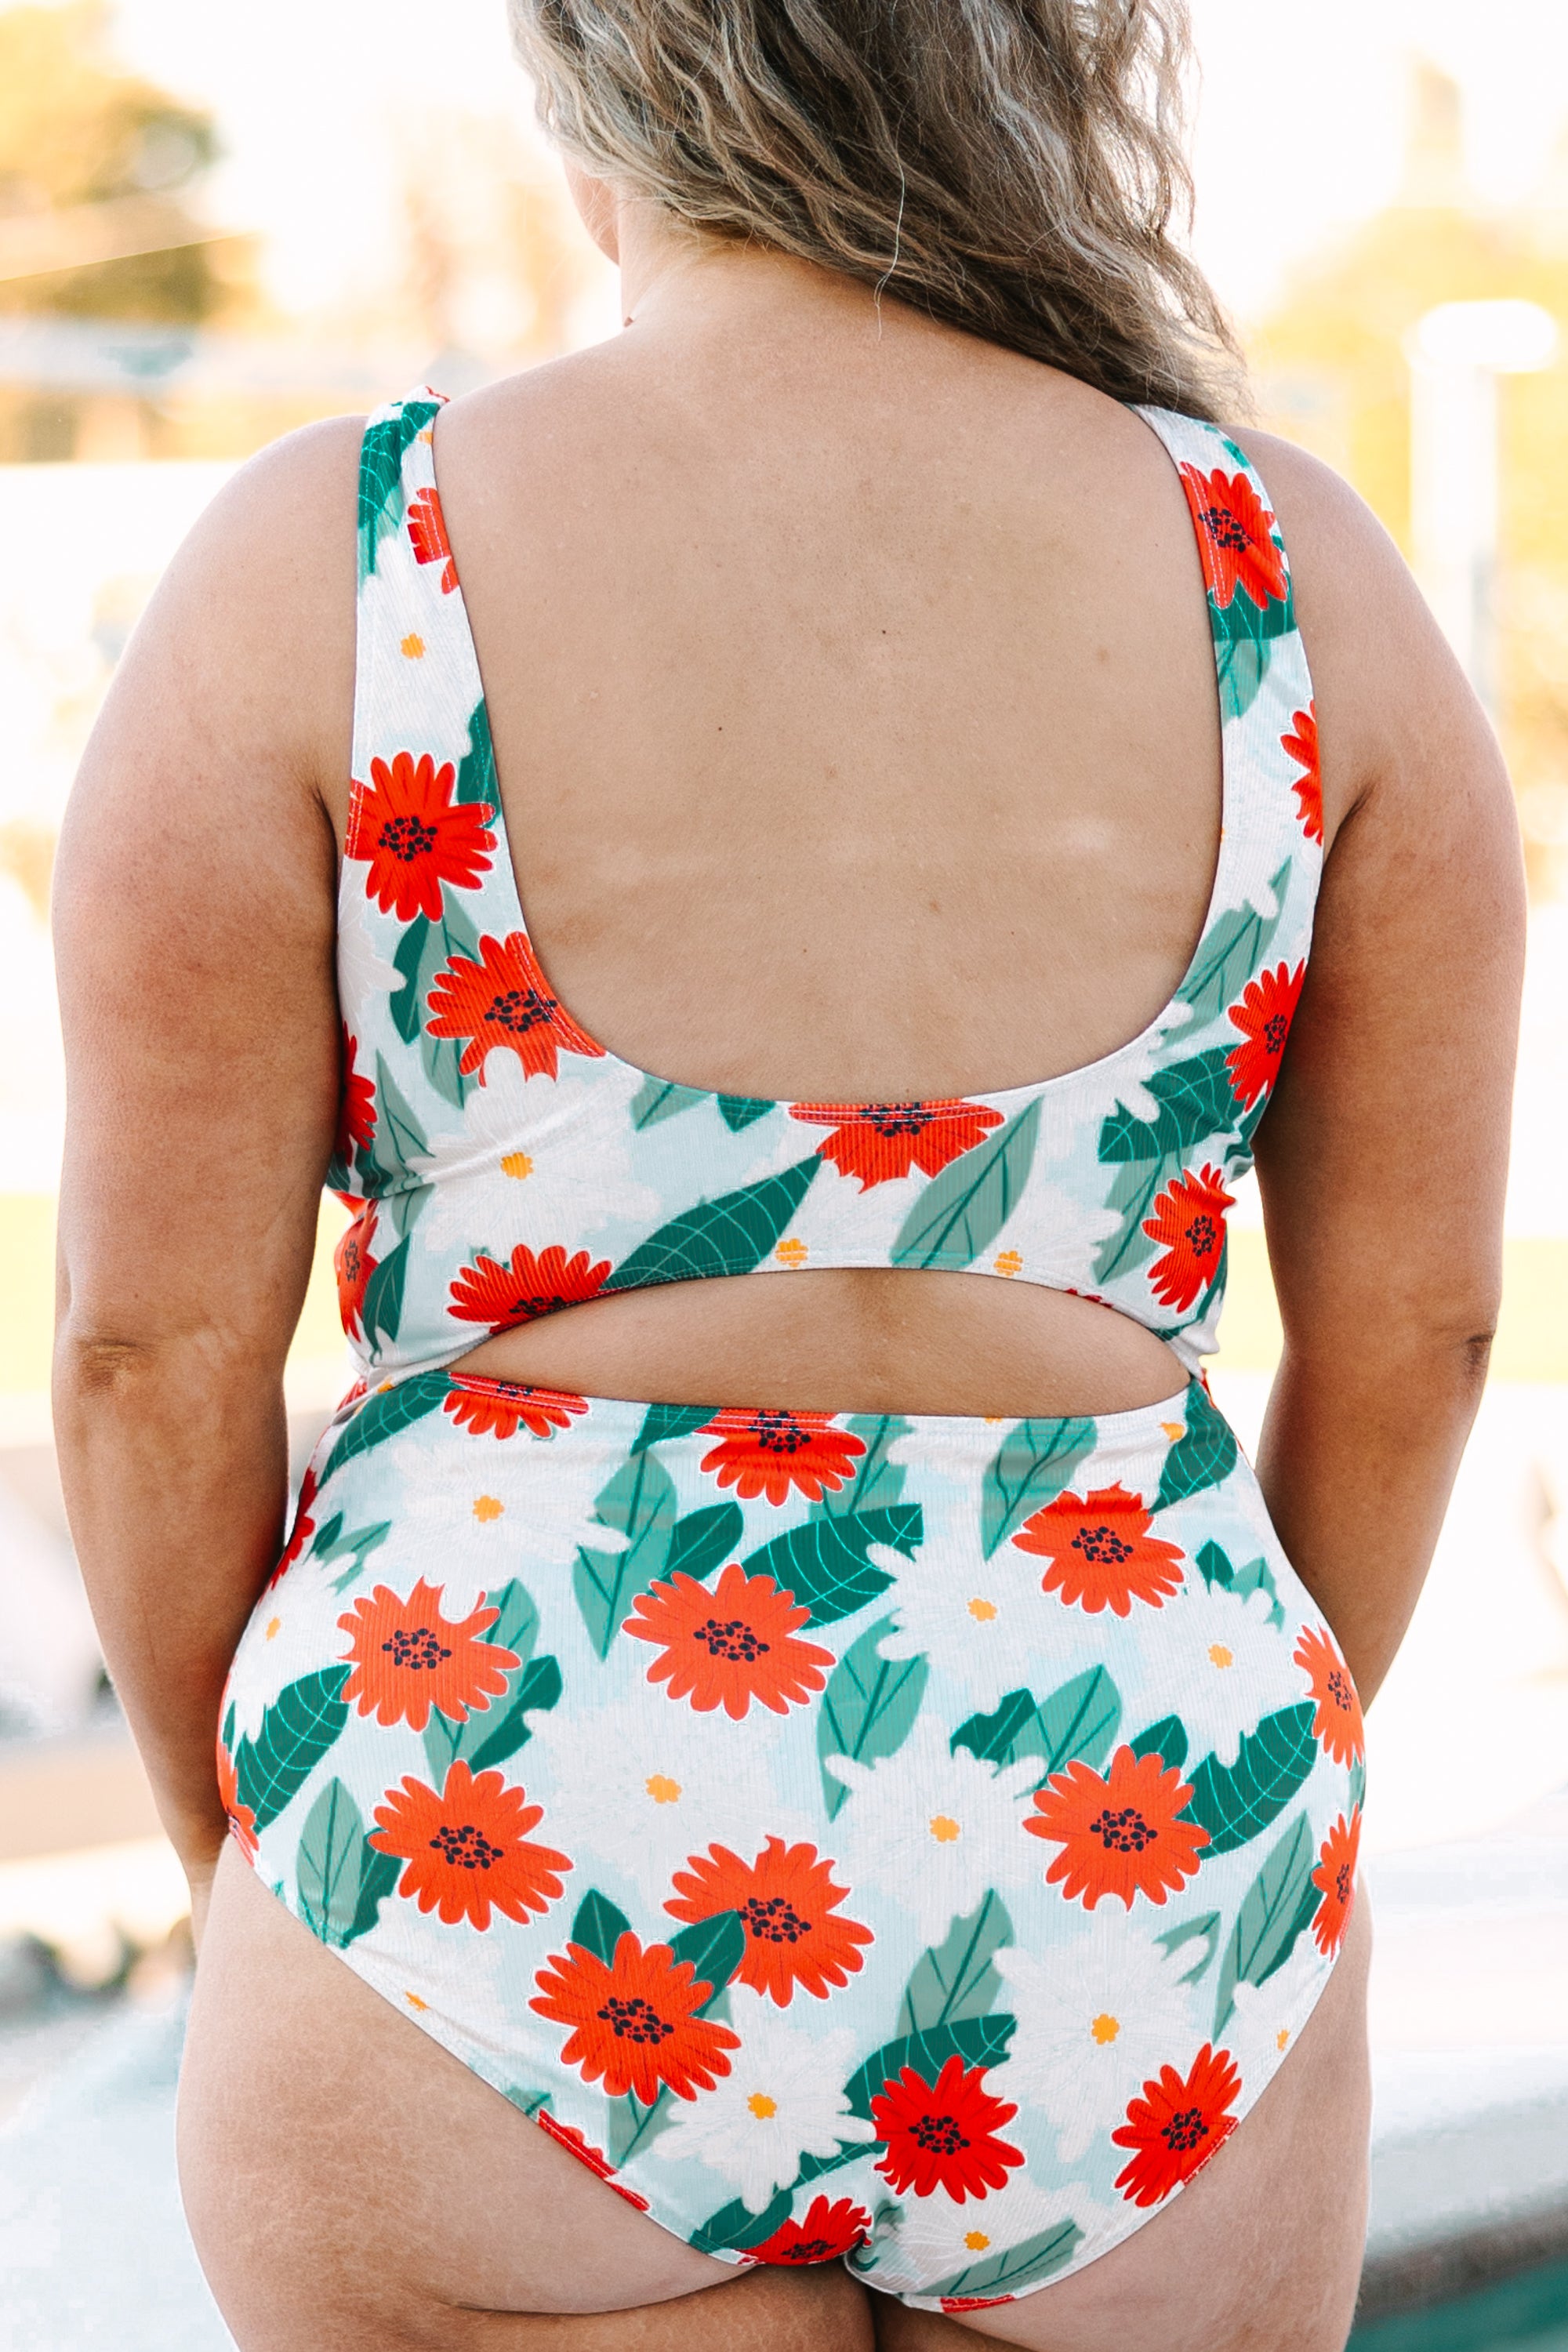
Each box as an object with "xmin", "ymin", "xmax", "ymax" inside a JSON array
[{"xmin": 508, "ymin": 0, "xmax": 1244, "ymax": 419}]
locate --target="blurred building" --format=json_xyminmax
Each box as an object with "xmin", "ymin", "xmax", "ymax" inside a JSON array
[{"xmin": 1255, "ymin": 59, "xmax": 1568, "ymax": 893}]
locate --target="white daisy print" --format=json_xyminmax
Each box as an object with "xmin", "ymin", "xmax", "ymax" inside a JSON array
[
  {"xmin": 865, "ymin": 2172, "xmax": 1116, "ymax": 2299},
  {"xmin": 990, "ymin": 1915, "xmax": 1198, "ymax": 2161},
  {"xmin": 652, "ymin": 1988, "xmax": 874, "ymax": 2210},
  {"xmin": 1137, "ymin": 1577, "xmax": 1291, "ymax": 1767},
  {"xmin": 1224, "ymin": 1932, "xmax": 1327, "ymax": 2093},
  {"xmin": 378, "ymin": 1429, "xmax": 623, "ymax": 1570},
  {"xmin": 416, "ymin": 1058, "xmax": 662, "ymax": 1254},
  {"xmin": 825, "ymin": 1719, "xmax": 1039, "ymax": 1944},
  {"xmin": 880, "ymin": 1544, "xmax": 1105, "ymax": 1707},
  {"xmin": 526, "ymin": 1698, "xmax": 812, "ymax": 1911}
]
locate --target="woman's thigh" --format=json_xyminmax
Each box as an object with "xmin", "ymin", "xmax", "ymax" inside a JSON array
[
  {"xmin": 873, "ymin": 1891, "xmax": 1372, "ymax": 2352},
  {"xmin": 177, "ymin": 1844, "xmax": 875, "ymax": 2352}
]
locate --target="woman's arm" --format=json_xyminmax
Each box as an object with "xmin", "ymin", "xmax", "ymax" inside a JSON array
[
  {"xmin": 51, "ymin": 419, "xmax": 360, "ymax": 1931},
  {"xmin": 1239, "ymin": 430, "xmax": 1526, "ymax": 1704}
]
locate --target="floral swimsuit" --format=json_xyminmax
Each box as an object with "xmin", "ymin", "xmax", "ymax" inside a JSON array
[{"xmin": 221, "ymin": 391, "xmax": 1363, "ymax": 2316}]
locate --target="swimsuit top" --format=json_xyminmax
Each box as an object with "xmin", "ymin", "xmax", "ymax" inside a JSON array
[{"xmin": 329, "ymin": 389, "xmax": 1320, "ymax": 1388}]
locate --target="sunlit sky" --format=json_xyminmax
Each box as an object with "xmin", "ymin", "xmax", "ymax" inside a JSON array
[{"xmin": 74, "ymin": 0, "xmax": 1568, "ymax": 329}]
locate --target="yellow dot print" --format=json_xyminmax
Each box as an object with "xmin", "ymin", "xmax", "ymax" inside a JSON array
[
  {"xmin": 264, "ymin": 1616, "xmax": 281, "ymax": 1641},
  {"xmin": 964, "ymin": 2231, "xmax": 991, "ymax": 2252},
  {"xmin": 1276, "ymin": 2027, "xmax": 1290, "ymax": 2052},
  {"xmin": 967, "ymin": 1598, "xmax": 998, "ymax": 1623},
  {"xmin": 1091, "ymin": 2013, "xmax": 1121, "ymax": 2045},
  {"xmin": 929, "ymin": 1814, "xmax": 961, "ymax": 1844},
  {"xmin": 473, "ymin": 1495, "xmax": 504, "ymax": 1523},
  {"xmin": 645, "ymin": 1774, "xmax": 682, "ymax": 1804},
  {"xmin": 993, "ymin": 1249, "xmax": 1024, "ymax": 1277},
  {"xmin": 747, "ymin": 2092, "xmax": 779, "ymax": 2120},
  {"xmin": 500, "ymin": 1152, "xmax": 532, "ymax": 1179},
  {"xmin": 1207, "ymin": 1642, "xmax": 1235, "ymax": 1670},
  {"xmin": 405, "ymin": 1991, "xmax": 428, "ymax": 2011},
  {"xmin": 1160, "ymin": 1421, "xmax": 1186, "ymax": 1443},
  {"xmin": 775, "ymin": 1236, "xmax": 808, "ymax": 1268},
  {"xmin": 400, "ymin": 632, "xmax": 425, "ymax": 659}
]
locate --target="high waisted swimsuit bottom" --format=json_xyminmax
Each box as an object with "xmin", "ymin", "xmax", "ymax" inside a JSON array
[
  {"xmin": 224, "ymin": 1371, "xmax": 1363, "ymax": 2314},
  {"xmin": 220, "ymin": 388, "xmax": 1359, "ymax": 2313}
]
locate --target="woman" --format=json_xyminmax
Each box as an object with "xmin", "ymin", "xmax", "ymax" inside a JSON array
[{"xmin": 52, "ymin": 3, "xmax": 1521, "ymax": 2347}]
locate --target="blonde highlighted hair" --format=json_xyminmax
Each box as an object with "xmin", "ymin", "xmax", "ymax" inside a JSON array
[{"xmin": 509, "ymin": 0, "xmax": 1243, "ymax": 419}]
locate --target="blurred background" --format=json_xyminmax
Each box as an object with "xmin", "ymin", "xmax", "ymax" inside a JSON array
[{"xmin": 2, "ymin": 2, "xmax": 1567, "ymax": 2345}]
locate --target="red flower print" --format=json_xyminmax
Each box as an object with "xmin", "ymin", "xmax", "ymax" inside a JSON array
[
  {"xmin": 534, "ymin": 2111, "xmax": 650, "ymax": 2209},
  {"xmin": 347, "ymin": 751, "xmax": 495, "ymax": 923},
  {"xmin": 1142, "ymin": 1164, "xmax": 1232, "ymax": 1312},
  {"xmin": 1311, "ymin": 1809, "xmax": 1361, "ymax": 1957},
  {"xmin": 529, "ymin": 1929, "xmax": 739, "ymax": 2104},
  {"xmin": 665, "ymin": 1836, "xmax": 873, "ymax": 2005},
  {"xmin": 1295, "ymin": 1624, "xmax": 1364, "ymax": 1765},
  {"xmin": 425, "ymin": 930, "xmax": 605, "ymax": 1082},
  {"xmin": 444, "ymin": 1377, "xmax": 589, "ymax": 1439},
  {"xmin": 406, "ymin": 485, "xmax": 458, "ymax": 593},
  {"xmin": 872, "ymin": 2056, "xmax": 1024, "ymax": 2203},
  {"xmin": 215, "ymin": 1737, "xmax": 258, "ymax": 1864},
  {"xmin": 268, "ymin": 1464, "xmax": 318, "ymax": 1588},
  {"xmin": 1011, "ymin": 1481, "xmax": 1186, "ymax": 1616},
  {"xmin": 942, "ymin": 2297, "xmax": 1016, "ymax": 2313},
  {"xmin": 337, "ymin": 1577, "xmax": 517, "ymax": 1731},
  {"xmin": 336, "ymin": 1024, "xmax": 376, "ymax": 1164},
  {"xmin": 370, "ymin": 1761, "xmax": 570, "ymax": 1931},
  {"xmin": 333, "ymin": 1204, "xmax": 376, "ymax": 1336},
  {"xmin": 1112, "ymin": 2043, "xmax": 1241, "ymax": 2206},
  {"xmin": 698, "ymin": 1408, "xmax": 866, "ymax": 1506},
  {"xmin": 788, "ymin": 1099, "xmax": 1004, "ymax": 1189},
  {"xmin": 625, "ymin": 1560, "xmax": 834, "ymax": 1721},
  {"xmin": 1226, "ymin": 962, "xmax": 1305, "ymax": 1111},
  {"xmin": 1026, "ymin": 1744, "xmax": 1210, "ymax": 1909},
  {"xmin": 746, "ymin": 2194, "xmax": 871, "ymax": 2265},
  {"xmin": 334, "ymin": 1203, "xmax": 377, "ymax": 1341},
  {"xmin": 1178, "ymin": 463, "xmax": 1288, "ymax": 612},
  {"xmin": 1283, "ymin": 703, "xmax": 1323, "ymax": 844},
  {"xmin": 448, "ymin": 1242, "xmax": 612, "ymax": 1333}
]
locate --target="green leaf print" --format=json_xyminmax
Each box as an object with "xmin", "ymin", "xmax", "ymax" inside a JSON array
[
  {"xmin": 1213, "ymin": 1812, "xmax": 1319, "ymax": 2036},
  {"xmin": 842, "ymin": 2014, "xmax": 1017, "ymax": 2125},
  {"xmin": 1177, "ymin": 861, "xmax": 1292, "ymax": 1026},
  {"xmin": 603, "ymin": 1157, "xmax": 819, "ymax": 1290},
  {"xmin": 1231, "ymin": 1555, "xmax": 1287, "ymax": 1630},
  {"xmin": 1130, "ymin": 1715, "xmax": 1189, "ymax": 1773},
  {"xmin": 357, "ymin": 397, "xmax": 440, "ymax": 579},
  {"xmin": 665, "ymin": 1503, "xmax": 744, "ymax": 1582},
  {"xmin": 296, "ymin": 1779, "xmax": 397, "ymax": 1949},
  {"xmin": 1196, "ymin": 1538, "xmax": 1234, "ymax": 1588},
  {"xmin": 1210, "ymin": 584, "xmax": 1296, "ymax": 722},
  {"xmin": 372, "ymin": 1052, "xmax": 430, "ymax": 1171},
  {"xmin": 234, "ymin": 1665, "xmax": 350, "ymax": 1831},
  {"xmin": 360, "ymin": 1233, "xmax": 408, "ymax": 1352},
  {"xmin": 571, "ymin": 1448, "xmax": 678, "ymax": 1657},
  {"xmin": 1347, "ymin": 1755, "xmax": 1367, "ymax": 1816},
  {"xmin": 630, "ymin": 1402, "xmax": 715, "ymax": 1454},
  {"xmin": 316, "ymin": 1519, "xmax": 395, "ymax": 1595},
  {"xmin": 569, "ymin": 1889, "xmax": 633, "ymax": 1967},
  {"xmin": 897, "ymin": 1893, "xmax": 1013, "ymax": 2035},
  {"xmin": 629, "ymin": 1074, "xmax": 709, "ymax": 1130},
  {"xmin": 950, "ymin": 1666, "xmax": 1121, "ymax": 1784},
  {"xmin": 669, "ymin": 1911, "xmax": 746, "ymax": 2007},
  {"xmin": 419, "ymin": 1578, "xmax": 550, "ymax": 1782},
  {"xmin": 455, "ymin": 695, "xmax": 496, "ymax": 805},
  {"xmin": 1184, "ymin": 1704, "xmax": 1317, "ymax": 1857},
  {"xmin": 816, "ymin": 1616, "xmax": 929, "ymax": 1820},
  {"xmin": 813, "ymin": 1414, "xmax": 910, "ymax": 1521},
  {"xmin": 1098, "ymin": 1048, "xmax": 1237, "ymax": 1169},
  {"xmin": 389, "ymin": 899, "xmax": 482, "ymax": 1112},
  {"xmin": 743, "ymin": 1504, "xmax": 923, "ymax": 1628},
  {"xmin": 1154, "ymin": 1381, "xmax": 1237, "ymax": 1509},
  {"xmin": 691, "ymin": 2188, "xmax": 799, "ymax": 2257},
  {"xmin": 924, "ymin": 2220, "xmax": 1083, "ymax": 2303},
  {"xmin": 890, "ymin": 1098, "xmax": 1042, "ymax": 1270},
  {"xmin": 314, "ymin": 1364, "xmax": 444, "ymax": 1486},
  {"xmin": 1156, "ymin": 1910, "xmax": 1223, "ymax": 1984},
  {"xmin": 717, "ymin": 1094, "xmax": 775, "ymax": 1131},
  {"xmin": 979, "ymin": 1415, "xmax": 1095, "ymax": 1558}
]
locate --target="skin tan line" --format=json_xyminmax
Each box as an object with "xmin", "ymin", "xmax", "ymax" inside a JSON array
[{"xmin": 52, "ymin": 168, "xmax": 1522, "ymax": 2352}]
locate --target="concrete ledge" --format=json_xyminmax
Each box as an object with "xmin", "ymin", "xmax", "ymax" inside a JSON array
[{"xmin": 1357, "ymin": 2204, "xmax": 1568, "ymax": 2324}]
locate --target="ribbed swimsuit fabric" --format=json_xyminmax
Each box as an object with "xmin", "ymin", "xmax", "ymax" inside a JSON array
[{"xmin": 220, "ymin": 391, "xmax": 1362, "ymax": 2314}]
